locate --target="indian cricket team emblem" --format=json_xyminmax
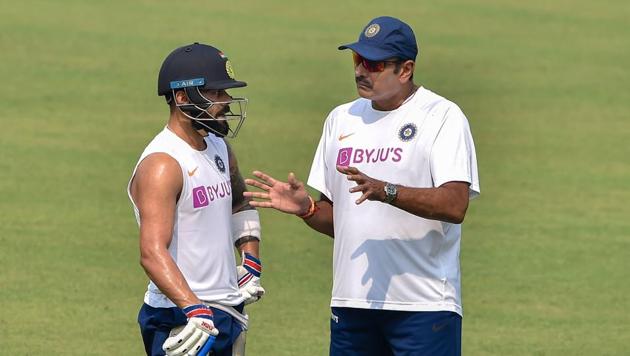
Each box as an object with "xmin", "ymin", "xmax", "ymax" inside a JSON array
[
  {"xmin": 398, "ymin": 123, "xmax": 417, "ymax": 142},
  {"xmin": 214, "ymin": 154, "xmax": 226, "ymax": 173},
  {"xmin": 225, "ymin": 60, "xmax": 235, "ymax": 79},
  {"xmin": 364, "ymin": 24, "xmax": 380, "ymax": 38}
]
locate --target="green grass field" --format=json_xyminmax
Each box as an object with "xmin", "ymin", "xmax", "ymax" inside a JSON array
[{"xmin": 1, "ymin": 0, "xmax": 629, "ymax": 354}]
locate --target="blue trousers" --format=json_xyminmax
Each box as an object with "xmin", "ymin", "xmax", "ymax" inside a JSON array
[
  {"xmin": 138, "ymin": 303, "xmax": 245, "ymax": 356},
  {"xmin": 330, "ymin": 307, "xmax": 461, "ymax": 356}
]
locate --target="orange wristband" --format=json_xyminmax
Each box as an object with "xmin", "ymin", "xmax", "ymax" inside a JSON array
[{"xmin": 297, "ymin": 196, "xmax": 319, "ymax": 219}]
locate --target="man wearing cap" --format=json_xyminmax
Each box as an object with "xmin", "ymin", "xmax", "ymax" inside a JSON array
[
  {"xmin": 128, "ymin": 43, "xmax": 264, "ymax": 356},
  {"xmin": 245, "ymin": 17, "xmax": 479, "ymax": 355}
]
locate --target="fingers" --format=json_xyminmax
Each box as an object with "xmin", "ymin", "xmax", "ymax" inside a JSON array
[
  {"xmin": 287, "ymin": 172, "xmax": 301, "ymax": 189},
  {"xmin": 248, "ymin": 200, "xmax": 275, "ymax": 208},
  {"xmin": 163, "ymin": 323, "xmax": 205, "ymax": 355},
  {"xmin": 163, "ymin": 323, "xmax": 195, "ymax": 351},
  {"xmin": 252, "ymin": 170, "xmax": 277, "ymax": 185},
  {"xmin": 338, "ymin": 166, "xmax": 363, "ymax": 183},
  {"xmin": 355, "ymin": 192, "xmax": 369, "ymax": 205},
  {"xmin": 349, "ymin": 185, "xmax": 365, "ymax": 193},
  {"xmin": 348, "ymin": 185, "xmax": 369, "ymax": 204},
  {"xmin": 244, "ymin": 178, "xmax": 271, "ymax": 191},
  {"xmin": 243, "ymin": 191, "xmax": 269, "ymax": 199},
  {"xmin": 336, "ymin": 165, "xmax": 360, "ymax": 175},
  {"xmin": 345, "ymin": 174, "xmax": 364, "ymax": 183},
  {"xmin": 178, "ymin": 330, "xmax": 205, "ymax": 356}
]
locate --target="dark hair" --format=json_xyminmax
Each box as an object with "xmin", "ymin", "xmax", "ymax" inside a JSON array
[{"xmin": 164, "ymin": 92, "xmax": 174, "ymax": 105}]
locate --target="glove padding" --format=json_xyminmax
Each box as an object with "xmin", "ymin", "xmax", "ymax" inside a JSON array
[
  {"xmin": 237, "ymin": 253, "xmax": 265, "ymax": 305},
  {"xmin": 163, "ymin": 304, "xmax": 219, "ymax": 356}
]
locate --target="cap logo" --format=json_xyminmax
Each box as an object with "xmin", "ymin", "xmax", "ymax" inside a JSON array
[
  {"xmin": 225, "ymin": 60, "xmax": 235, "ymax": 79},
  {"xmin": 364, "ymin": 24, "xmax": 380, "ymax": 38},
  {"xmin": 170, "ymin": 78, "xmax": 205, "ymax": 89}
]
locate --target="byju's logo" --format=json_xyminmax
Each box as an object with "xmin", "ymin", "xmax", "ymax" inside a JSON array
[
  {"xmin": 336, "ymin": 147, "xmax": 353, "ymax": 166},
  {"xmin": 192, "ymin": 182, "xmax": 232, "ymax": 209},
  {"xmin": 193, "ymin": 186, "xmax": 209, "ymax": 208},
  {"xmin": 336, "ymin": 147, "xmax": 403, "ymax": 165}
]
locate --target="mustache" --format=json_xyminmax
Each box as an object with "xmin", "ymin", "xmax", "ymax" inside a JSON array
[{"xmin": 355, "ymin": 76, "xmax": 372, "ymax": 88}]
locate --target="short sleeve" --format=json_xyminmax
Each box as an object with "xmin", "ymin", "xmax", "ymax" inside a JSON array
[
  {"xmin": 307, "ymin": 113, "xmax": 334, "ymax": 200},
  {"xmin": 430, "ymin": 105, "xmax": 480, "ymax": 199}
]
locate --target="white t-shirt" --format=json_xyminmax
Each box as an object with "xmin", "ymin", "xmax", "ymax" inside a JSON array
[
  {"xmin": 128, "ymin": 127, "xmax": 244, "ymax": 308},
  {"xmin": 307, "ymin": 87, "xmax": 480, "ymax": 316}
]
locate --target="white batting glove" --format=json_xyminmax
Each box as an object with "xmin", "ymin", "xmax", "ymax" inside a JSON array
[
  {"xmin": 163, "ymin": 304, "xmax": 219, "ymax": 356},
  {"xmin": 237, "ymin": 252, "xmax": 265, "ymax": 305}
]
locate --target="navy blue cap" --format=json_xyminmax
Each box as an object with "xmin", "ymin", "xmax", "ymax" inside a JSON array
[
  {"xmin": 338, "ymin": 16, "xmax": 418, "ymax": 61},
  {"xmin": 157, "ymin": 43, "xmax": 246, "ymax": 96}
]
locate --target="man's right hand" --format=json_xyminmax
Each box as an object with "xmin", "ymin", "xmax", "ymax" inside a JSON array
[
  {"xmin": 162, "ymin": 304, "xmax": 219, "ymax": 356},
  {"xmin": 237, "ymin": 252, "xmax": 265, "ymax": 305},
  {"xmin": 244, "ymin": 171, "xmax": 311, "ymax": 215}
]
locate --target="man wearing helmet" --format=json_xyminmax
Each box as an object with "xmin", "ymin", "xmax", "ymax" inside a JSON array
[{"xmin": 128, "ymin": 43, "xmax": 264, "ymax": 356}]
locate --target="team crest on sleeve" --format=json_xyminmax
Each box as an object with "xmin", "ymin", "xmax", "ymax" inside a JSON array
[
  {"xmin": 214, "ymin": 154, "xmax": 226, "ymax": 173},
  {"xmin": 398, "ymin": 123, "xmax": 418, "ymax": 142}
]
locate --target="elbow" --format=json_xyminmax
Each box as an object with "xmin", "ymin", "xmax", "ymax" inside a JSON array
[
  {"xmin": 442, "ymin": 213, "xmax": 464, "ymax": 224},
  {"xmin": 139, "ymin": 245, "xmax": 161, "ymax": 272},
  {"xmin": 139, "ymin": 252, "xmax": 152, "ymax": 272},
  {"xmin": 448, "ymin": 213, "xmax": 465, "ymax": 224},
  {"xmin": 139, "ymin": 253, "xmax": 149, "ymax": 268},
  {"xmin": 443, "ymin": 204, "xmax": 468, "ymax": 224}
]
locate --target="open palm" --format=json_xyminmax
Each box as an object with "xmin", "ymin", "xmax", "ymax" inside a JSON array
[{"xmin": 244, "ymin": 171, "xmax": 310, "ymax": 215}]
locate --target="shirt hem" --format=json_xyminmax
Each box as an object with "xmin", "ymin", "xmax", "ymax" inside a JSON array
[
  {"xmin": 144, "ymin": 290, "xmax": 245, "ymax": 308},
  {"xmin": 330, "ymin": 298, "xmax": 463, "ymax": 317}
]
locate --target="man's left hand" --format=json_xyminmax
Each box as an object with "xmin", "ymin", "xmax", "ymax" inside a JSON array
[
  {"xmin": 237, "ymin": 253, "xmax": 265, "ymax": 305},
  {"xmin": 337, "ymin": 165, "xmax": 386, "ymax": 204}
]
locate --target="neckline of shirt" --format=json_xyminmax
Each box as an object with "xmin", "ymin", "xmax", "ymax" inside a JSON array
[
  {"xmin": 165, "ymin": 125, "xmax": 210, "ymax": 154},
  {"xmin": 367, "ymin": 86, "xmax": 427, "ymax": 114}
]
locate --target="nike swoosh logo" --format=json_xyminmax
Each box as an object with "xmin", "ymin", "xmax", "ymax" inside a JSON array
[
  {"xmin": 338, "ymin": 132, "xmax": 355, "ymax": 141},
  {"xmin": 188, "ymin": 167, "xmax": 198, "ymax": 176}
]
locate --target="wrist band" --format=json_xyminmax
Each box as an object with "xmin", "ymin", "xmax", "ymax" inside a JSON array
[
  {"xmin": 297, "ymin": 196, "xmax": 319, "ymax": 219},
  {"xmin": 232, "ymin": 210, "xmax": 261, "ymax": 243}
]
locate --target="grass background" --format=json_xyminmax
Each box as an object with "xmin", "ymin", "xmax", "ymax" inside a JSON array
[{"xmin": 1, "ymin": 0, "xmax": 629, "ymax": 354}]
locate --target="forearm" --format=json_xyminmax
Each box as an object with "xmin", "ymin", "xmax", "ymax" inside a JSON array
[
  {"xmin": 236, "ymin": 239, "xmax": 260, "ymax": 259},
  {"xmin": 232, "ymin": 205, "xmax": 261, "ymax": 258},
  {"xmin": 302, "ymin": 197, "xmax": 334, "ymax": 238},
  {"xmin": 140, "ymin": 245, "xmax": 200, "ymax": 308},
  {"xmin": 392, "ymin": 184, "xmax": 468, "ymax": 224}
]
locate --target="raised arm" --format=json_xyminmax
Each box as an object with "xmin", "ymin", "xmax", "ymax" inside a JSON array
[
  {"xmin": 337, "ymin": 165, "xmax": 470, "ymax": 224},
  {"xmin": 244, "ymin": 171, "xmax": 335, "ymax": 238}
]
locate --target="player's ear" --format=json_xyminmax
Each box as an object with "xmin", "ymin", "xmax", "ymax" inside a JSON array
[
  {"xmin": 174, "ymin": 90, "xmax": 189, "ymax": 105},
  {"xmin": 399, "ymin": 60, "xmax": 415, "ymax": 83}
]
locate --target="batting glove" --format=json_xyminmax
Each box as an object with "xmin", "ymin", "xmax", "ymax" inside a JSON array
[
  {"xmin": 162, "ymin": 304, "xmax": 219, "ymax": 356},
  {"xmin": 237, "ymin": 252, "xmax": 265, "ymax": 305}
]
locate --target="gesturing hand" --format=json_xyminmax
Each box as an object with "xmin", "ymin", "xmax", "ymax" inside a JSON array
[
  {"xmin": 244, "ymin": 171, "xmax": 311, "ymax": 215},
  {"xmin": 336, "ymin": 165, "xmax": 387, "ymax": 204}
]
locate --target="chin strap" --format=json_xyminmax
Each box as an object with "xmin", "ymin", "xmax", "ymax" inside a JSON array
[{"xmin": 171, "ymin": 87, "xmax": 246, "ymax": 138}]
